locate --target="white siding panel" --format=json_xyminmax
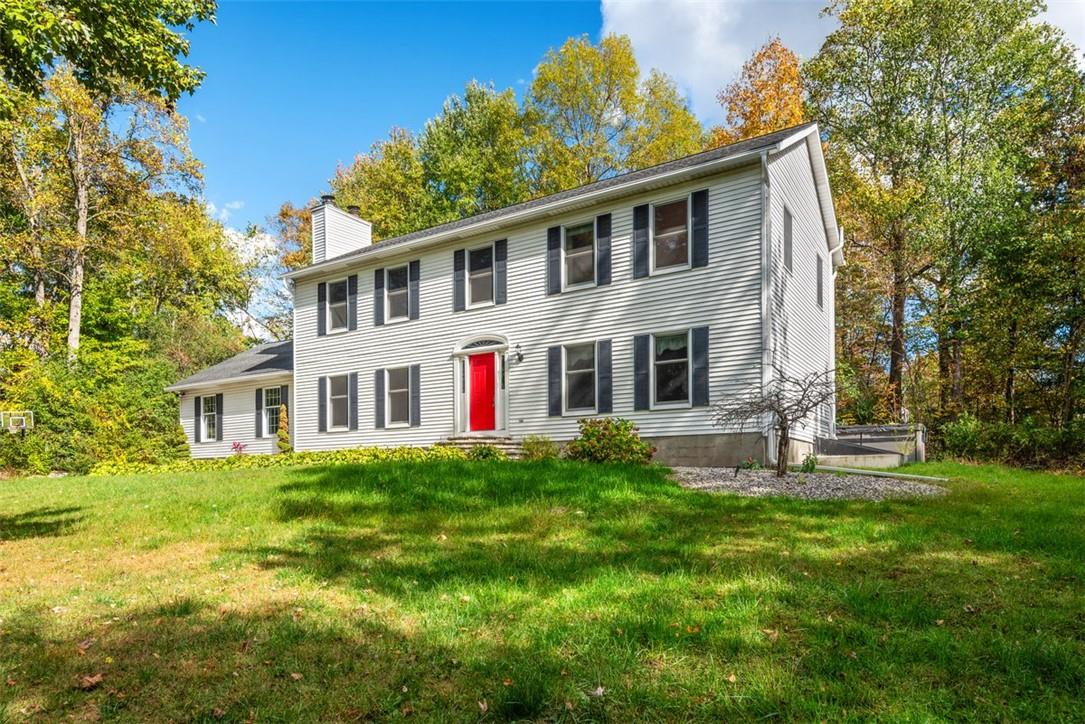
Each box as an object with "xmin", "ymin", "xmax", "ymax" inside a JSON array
[
  {"xmin": 293, "ymin": 165, "xmax": 765, "ymax": 451},
  {"xmin": 768, "ymin": 143, "xmax": 835, "ymax": 442},
  {"xmin": 178, "ymin": 378, "xmax": 292, "ymax": 458},
  {"xmin": 324, "ymin": 205, "xmax": 372, "ymax": 260}
]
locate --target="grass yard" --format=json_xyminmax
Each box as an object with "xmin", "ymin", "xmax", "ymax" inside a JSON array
[{"xmin": 0, "ymin": 460, "xmax": 1082, "ymax": 721}]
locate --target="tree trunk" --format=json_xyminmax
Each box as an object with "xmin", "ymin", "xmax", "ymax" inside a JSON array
[
  {"xmin": 888, "ymin": 253, "xmax": 907, "ymax": 422},
  {"xmin": 775, "ymin": 424, "xmax": 790, "ymax": 477},
  {"xmin": 1058, "ymin": 313, "xmax": 1081, "ymax": 428},
  {"xmin": 1004, "ymin": 320, "xmax": 1017, "ymax": 424},
  {"xmin": 66, "ymin": 120, "xmax": 89, "ymax": 362}
]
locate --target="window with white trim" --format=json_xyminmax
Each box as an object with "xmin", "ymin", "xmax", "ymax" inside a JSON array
[
  {"xmin": 816, "ymin": 254, "xmax": 824, "ymax": 308},
  {"xmin": 653, "ymin": 331, "xmax": 690, "ymax": 405},
  {"xmin": 386, "ymin": 367, "xmax": 410, "ymax": 426},
  {"xmin": 564, "ymin": 343, "xmax": 596, "ymax": 412},
  {"xmin": 386, "ymin": 265, "xmax": 409, "ymax": 321},
  {"xmin": 783, "ymin": 206, "xmax": 793, "ymax": 273},
  {"xmin": 467, "ymin": 245, "xmax": 494, "ymax": 306},
  {"xmin": 652, "ymin": 197, "xmax": 689, "ymax": 271},
  {"xmin": 328, "ymin": 374, "xmax": 349, "ymax": 429},
  {"xmin": 201, "ymin": 394, "xmax": 217, "ymax": 440},
  {"xmin": 263, "ymin": 386, "xmax": 281, "ymax": 438},
  {"xmin": 327, "ymin": 279, "xmax": 349, "ymax": 331},
  {"xmin": 563, "ymin": 221, "xmax": 595, "ymax": 288}
]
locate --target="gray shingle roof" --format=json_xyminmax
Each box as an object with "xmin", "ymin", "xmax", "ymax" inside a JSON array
[
  {"xmin": 291, "ymin": 122, "xmax": 818, "ymax": 275},
  {"xmin": 167, "ymin": 340, "xmax": 293, "ymax": 391}
]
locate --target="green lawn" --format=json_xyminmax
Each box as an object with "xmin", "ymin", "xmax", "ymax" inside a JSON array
[{"xmin": 1, "ymin": 460, "xmax": 1082, "ymax": 721}]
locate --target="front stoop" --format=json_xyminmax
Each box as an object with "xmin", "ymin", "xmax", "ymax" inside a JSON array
[{"xmin": 438, "ymin": 436, "xmax": 524, "ymax": 459}]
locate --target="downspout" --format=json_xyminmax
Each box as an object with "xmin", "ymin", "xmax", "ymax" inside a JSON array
[{"xmin": 759, "ymin": 149, "xmax": 776, "ymax": 465}]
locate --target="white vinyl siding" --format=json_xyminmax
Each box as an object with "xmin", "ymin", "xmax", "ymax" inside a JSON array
[
  {"xmin": 178, "ymin": 377, "xmax": 290, "ymax": 458},
  {"xmin": 292, "ymin": 163, "xmax": 767, "ymax": 450},
  {"xmin": 768, "ymin": 142, "xmax": 835, "ymax": 442}
]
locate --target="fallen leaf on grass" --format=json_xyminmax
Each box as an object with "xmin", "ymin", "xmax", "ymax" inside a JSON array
[
  {"xmin": 212, "ymin": 707, "xmax": 225, "ymax": 719},
  {"xmin": 290, "ymin": 672, "xmax": 303, "ymax": 681},
  {"xmin": 761, "ymin": 628, "xmax": 779, "ymax": 642},
  {"xmin": 502, "ymin": 678, "xmax": 513, "ymax": 687},
  {"xmin": 478, "ymin": 700, "xmax": 488, "ymax": 713},
  {"xmin": 686, "ymin": 625, "xmax": 701, "ymax": 633},
  {"xmin": 6, "ymin": 678, "xmax": 16, "ymax": 687},
  {"xmin": 588, "ymin": 686, "xmax": 605, "ymax": 698},
  {"xmin": 79, "ymin": 673, "xmax": 104, "ymax": 691},
  {"xmin": 77, "ymin": 638, "xmax": 96, "ymax": 655},
  {"xmin": 726, "ymin": 673, "xmax": 737, "ymax": 683},
  {"xmin": 400, "ymin": 702, "xmax": 414, "ymax": 716}
]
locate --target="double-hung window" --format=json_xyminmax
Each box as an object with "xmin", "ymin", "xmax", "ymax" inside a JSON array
[
  {"xmin": 328, "ymin": 374, "xmax": 349, "ymax": 430},
  {"xmin": 468, "ymin": 245, "xmax": 494, "ymax": 306},
  {"xmin": 386, "ymin": 265, "xmax": 409, "ymax": 321},
  {"xmin": 327, "ymin": 279, "xmax": 349, "ymax": 332},
  {"xmin": 653, "ymin": 331, "xmax": 690, "ymax": 406},
  {"xmin": 386, "ymin": 367, "xmax": 410, "ymax": 426},
  {"xmin": 564, "ymin": 343, "xmax": 596, "ymax": 413},
  {"xmin": 201, "ymin": 395, "xmax": 218, "ymax": 440},
  {"xmin": 816, "ymin": 254, "xmax": 824, "ymax": 308},
  {"xmin": 783, "ymin": 207, "xmax": 794, "ymax": 273},
  {"xmin": 263, "ymin": 386, "xmax": 281, "ymax": 437},
  {"xmin": 563, "ymin": 221, "xmax": 595, "ymax": 288},
  {"xmin": 652, "ymin": 197, "xmax": 689, "ymax": 271}
]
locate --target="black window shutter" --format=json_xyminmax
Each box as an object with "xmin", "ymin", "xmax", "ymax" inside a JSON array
[
  {"xmin": 597, "ymin": 339, "xmax": 613, "ymax": 413},
  {"xmin": 453, "ymin": 249, "xmax": 466, "ymax": 311},
  {"xmin": 348, "ymin": 372, "xmax": 359, "ymax": 430},
  {"xmin": 374, "ymin": 369, "xmax": 385, "ymax": 429},
  {"xmin": 547, "ymin": 346, "xmax": 562, "ymax": 416},
  {"xmin": 280, "ymin": 385, "xmax": 289, "ymax": 412},
  {"xmin": 193, "ymin": 396, "xmax": 202, "ymax": 443},
  {"xmin": 691, "ymin": 189, "xmax": 709, "ymax": 268},
  {"xmin": 255, "ymin": 388, "xmax": 263, "ymax": 437},
  {"xmin": 410, "ymin": 364, "xmax": 421, "ymax": 427},
  {"xmin": 215, "ymin": 393, "xmax": 224, "ymax": 441},
  {"xmin": 373, "ymin": 268, "xmax": 384, "ymax": 326},
  {"xmin": 634, "ymin": 334, "xmax": 650, "ymax": 410},
  {"xmin": 347, "ymin": 274, "xmax": 358, "ymax": 330},
  {"xmin": 633, "ymin": 204, "xmax": 650, "ymax": 278},
  {"xmin": 546, "ymin": 226, "xmax": 561, "ymax": 295},
  {"xmin": 596, "ymin": 214, "xmax": 612, "ymax": 285},
  {"xmin": 692, "ymin": 326, "xmax": 710, "ymax": 407},
  {"xmin": 408, "ymin": 260, "xmax": 420, "ymax": 320},
  {"xmin": 318, "ymin": 376, "xmax": 327, "ymax": 432},
  {"xmin": 494, "ymin": 239, "xmax": 507, "ymax": 305},
  {"xmin": 317, "ymin": 282, "xmax": 327, "ymax": 336}
]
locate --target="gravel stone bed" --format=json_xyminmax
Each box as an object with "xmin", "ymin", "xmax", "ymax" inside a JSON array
[{"xmin": 672, "ymin": 466, "xmax": 947, "ymax": 501}]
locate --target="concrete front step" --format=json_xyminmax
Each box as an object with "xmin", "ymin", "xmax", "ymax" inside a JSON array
[
  {"xmin": 437, "ymin": 436, "xmax": 524, "ymax": 459},
  {"xmin": 817, "ymin": 452, "xmax": 904, "ymax": 469}
]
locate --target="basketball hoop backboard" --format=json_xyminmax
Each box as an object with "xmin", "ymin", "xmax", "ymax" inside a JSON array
[{"xmin": 1, "ymin": 410, "xmax": 34, "ymax": 433}]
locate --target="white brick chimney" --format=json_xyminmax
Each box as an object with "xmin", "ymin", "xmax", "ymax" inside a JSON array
[{"xmin": 311, "ymin": 195, "xmax": 372, "ymax": 263}]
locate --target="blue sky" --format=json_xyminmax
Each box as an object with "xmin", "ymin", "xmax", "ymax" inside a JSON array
[{"xmin": 179, "ymin": 0, "xmax": 1084, "ymax": 232}]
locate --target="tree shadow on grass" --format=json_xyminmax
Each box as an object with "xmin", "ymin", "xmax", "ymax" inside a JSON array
[{"xmin": 0, "ymin": 506, "xmax": 84, "ymax": 542}]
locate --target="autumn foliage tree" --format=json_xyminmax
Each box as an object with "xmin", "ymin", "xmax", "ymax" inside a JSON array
[{"xmin": 711, "ymin": 37, "xmax": 805, "ymax": 146}]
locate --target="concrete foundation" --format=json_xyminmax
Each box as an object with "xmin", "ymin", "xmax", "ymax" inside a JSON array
[{"xmin": 645, "ymin": 432, "xmax": 767, "ymax": 467}]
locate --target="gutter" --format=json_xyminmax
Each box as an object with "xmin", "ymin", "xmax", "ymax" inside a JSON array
[
  {"xmin": 284, "ymin": 147, "xmax": 771, "ymax": 282},
  {"xmin": 758, "ymin": 148, "xmax": 777, "ymax": 466},
  {"xmin": 165, "ymin": 369, "xmax": 292, "ymax": 393}
]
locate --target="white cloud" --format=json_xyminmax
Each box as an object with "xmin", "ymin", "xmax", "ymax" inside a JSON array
[
  {"xmin": 601, "ymin": 0, "xmax": 833, "ymax": 123},
  {"xmin": 205, "ymin": 199, "xmax": 245, "ymax": 223},
  {"xmin": 602, "ymin": 0, "xmax": 1084, "ymax": 125},
  {"xmin": 194, "ymin": 113, "xmax": 207, "ymax": 123}
]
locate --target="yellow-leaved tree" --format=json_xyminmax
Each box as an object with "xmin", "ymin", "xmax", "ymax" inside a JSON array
[{"xmin": 711, "ymin": 37, "xmax": 806, "ymax": 147}]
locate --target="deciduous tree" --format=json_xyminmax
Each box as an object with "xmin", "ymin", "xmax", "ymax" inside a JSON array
[{"xmin": 711, "ymin": 37, "xmax": 805, "ymax": 146}]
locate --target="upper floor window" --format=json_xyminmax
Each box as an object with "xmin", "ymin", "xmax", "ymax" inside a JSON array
[
  {"xmin": 652, "ymin": 197, "xmax": 689, "ymax": 271},
  {"xmin": 386, "ymin": 366, "xmax": 411, "ymax": 426},
  {"xmin": 563, "ymin": 221, "xmax": 595, "ymax": 288},
  {"xmin": 468, "ymin": 245, "xmax": 494, "ymax": 306},
  {"xmin": 653, "ymin": 331, "xmax": 689, "ymax": 406},
  {"xmin": 816, "ymin": 254, "xmax": 825, "ymax": 308},
  {"xmin": 783, "ymin": 206, "xmax": 793, "ymax": 273},
  {"xmin": 386, "ymin": 265, "xmax": 409, "ymax": 321},
  {"xmin": 328, "ymin": 374, "xmax": 349, "ymax": 430},
  {"xmin": 263, "ymin": 386, "xmax": 281, "ymax": 438},
  {"xmin": 564, "ymin": 342, "xmax": 596, "ymax": 413},
  {"xmin": 327, "ymin": 278, "xmax": 349, "ymax": 332},
  {"xmin": 201, "ymin": 394, "xmax": 218, "ymax": 440}
]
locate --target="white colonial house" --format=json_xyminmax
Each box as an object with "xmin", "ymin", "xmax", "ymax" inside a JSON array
[{"xmin": 167, "ymin": 123, "xmax": 844, "ymax": 465}]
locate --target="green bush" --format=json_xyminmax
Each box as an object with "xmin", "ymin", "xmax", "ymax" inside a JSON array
[
  {"xmin": 800, "ymin": 453, "xmax": 819, "ymax": 473},
  {"xmin": 520, "ymin": 434, "xmax": 560, "ymax": 461},
  {"xmin": 564, "ymin": 418, "xmax": 654, "ymax": 465},
  {"xmin": 89, "ymin": 445, "xmax": 468, "ymax": 476},
  {"xmin": 938, "ymin": 414, "xmax": 1085, "ymax": 469},
  {"xmin": 467, "ymin": 444, "xmax": 506, "ymax": 462}
]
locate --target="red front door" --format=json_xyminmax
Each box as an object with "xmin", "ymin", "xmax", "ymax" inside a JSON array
[{"xmin": 469, "ymin": 353, "xmax": 496, "ymax": 431}]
